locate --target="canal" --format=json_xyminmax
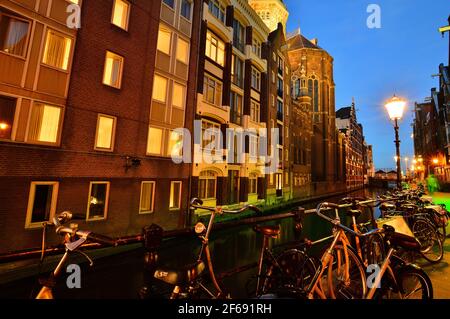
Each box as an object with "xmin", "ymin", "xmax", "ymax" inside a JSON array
[{"xmin": 0, "ymin": 188, "xmax": 384, "ymax": 299}]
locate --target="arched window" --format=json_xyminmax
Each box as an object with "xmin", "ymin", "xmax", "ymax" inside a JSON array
[
  {"xmin": 249, "ymin": 173, "xmax": 258, "ymax": 194},
  {"xmin": 199, "ymin": 171, "xmax": 217, "ymax": 199},
  {"xmin": 308, "ymin": 76, "xmax": 320, "ymax": 122}
]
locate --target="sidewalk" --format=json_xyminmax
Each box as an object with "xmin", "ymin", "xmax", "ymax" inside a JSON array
[{"xmin": 423, "ymin": 238, "xmax": 450, "ymax": 298}]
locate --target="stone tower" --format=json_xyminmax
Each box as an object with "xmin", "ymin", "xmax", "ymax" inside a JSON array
[{"xmin": 248, "ymin": 0, "xmax": 289, "ymax": 33}]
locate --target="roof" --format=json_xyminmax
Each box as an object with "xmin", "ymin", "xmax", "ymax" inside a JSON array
[
  {"xmin": 286, "ymin": 33, "xmax": 321, "ymax": 50},
  {"xmin": 336, "ymin": 107, "xmax": 352, "ymax": 119}
]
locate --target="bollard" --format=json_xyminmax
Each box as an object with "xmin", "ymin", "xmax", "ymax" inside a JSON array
[{"xmin": 139, "ymin": 224, "xmax": 163, "ymax": 299}]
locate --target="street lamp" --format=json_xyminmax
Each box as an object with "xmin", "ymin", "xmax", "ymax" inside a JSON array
[{"xmin": 385, "ymin": 95, "xmax": 406, "ymax": 189}]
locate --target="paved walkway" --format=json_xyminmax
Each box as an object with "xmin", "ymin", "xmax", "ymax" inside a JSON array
[{"xmin": 422, "ymin": 238, "xmax": 450, "ymax": 298}]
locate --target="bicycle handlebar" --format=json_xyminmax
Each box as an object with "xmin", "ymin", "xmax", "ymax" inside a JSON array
[
  {"xmin": 189, "ymin": 198, "xmax": 262, "ymax": 215},
  {"xmin": 56, "ymin": 227, "xmax": 117, "ymax": 246}
]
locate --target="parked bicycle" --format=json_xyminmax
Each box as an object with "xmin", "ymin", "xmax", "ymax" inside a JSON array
[{"xmin": 35, "ymin": 211, "xmax": 117, "ymax": 299}]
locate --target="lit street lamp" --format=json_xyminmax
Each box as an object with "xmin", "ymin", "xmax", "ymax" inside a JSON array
[{"xmin": 385, "ymin": 95, "xmax": 406, "ymax": 189}]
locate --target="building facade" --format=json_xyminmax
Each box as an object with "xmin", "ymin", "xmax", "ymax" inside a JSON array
[
  {"xmin": 0, "ymin": 0, "xmax": 201, "ymax": 253},
  {"xmin": 286, "ymin": 30, "xmax": 346, "ymax": 196},
  {"xmin": 363, "ymin": 143, "xmax": 375, "ymax": 185},
  {"xmin": 336, "ymin": 102, "xmax": 365, "ymax": 190}
]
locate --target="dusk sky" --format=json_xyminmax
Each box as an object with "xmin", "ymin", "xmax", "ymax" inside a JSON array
[{"xmin": 284, "ymin": 0, "xmax": 450, "ymax": 170}]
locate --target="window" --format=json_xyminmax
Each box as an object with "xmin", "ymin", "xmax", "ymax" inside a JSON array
[
  {"xmin": 172, "ymin": 82, "xmax": 186, "ymax": 109},
  {"xmin": 205, "ymin": 30, "xmax": 225, "ymax": 66},
  {"xmin": 249, "ymin": 173, "xmax": 257, "ymax": 194},
  {"xmin": 252, "ymin": 38, "xmax": 261, "ymax": 58},
  {"xmin": 42, "ymin": 30, "xmax": 72, "ymax": 70},
  {"xmin": 103, "ymin": 51, "xmax": 124, "ymax": 88},
  {"xmin": 276, "ymin": 173, "xmax": 283, "ymax": 190},
  {"xmin": 167, "ymin": 130, "xmax": 183, "ymax": 157},
  {"xmin": 139, "ymin": 181, "xmax": 155, "ymax": 214},
  {"xmin": 27, "ymin": 103, "xmax": 62, "ymax": 144},
  {"xmin": 157, "ymin": 25, "xmax": 171, "ymax": 55},
  {"xmin": 232, "ymin": 19, "xmax": 245, "ymax": 52},
  {"xmin": 180, "ymin": 0, "xmax": 192, "ymax": 20},
  {"xmin": 176, "ymin": 37, "xmax": 189, "ymax": 64},
  {"xmin": 152, "ymin": 74, "xmax": 168, "ymax": 102},
  {"xmin": 147, "ymin": 127, "xmax": 163, "ymax": 155},
  {"xmin": 251, "ymin": 68, "xmax": 261, "ymax": 91},
  {"xmin": 249, "ymin": 135, "xmax": 258, "ymax": 160},
  {"xmin": 95, "ymin": 114, "xmax": 116, "ymax": 151},
  {"xmin": 25, "ymin": 182, "xmax": 59, "ymax": 228},
  {"xmin": 201, "ymin": 120, "xmax": 220, "ymax": 149},
  {"xmin": 230, "ymin": 92, "xmax": 242, "ymax": 125},
  {"xmin": 163, "ymin": 0, "xmax": 174, "ymax": 9},
  {"xmin": 87, "ymin": 182, "xmax": 109, "ymax": 221},
  {"xmin": 169, "ymin": 181, "xmax": 182, "ymax": 209},
  {"xmin": 199, "ymin": 171, "xmax": 217, "ymax": 199},
  {"xmin": 208, "ymin": 0, "xmax": 225, "ymax": 23},
  {"xmin": 272, "ymin": 71, "xmax": 275, "ymax": 84},
  {"xmin": 203, "ymin": 75, "xmax": 222, "ymax": 106},
  {"xmin": 0, "ymin": 95, "xmax": 16, "ymax": 140},
  {"xmin": 0, "ymin": 11, "xmax": 30, "ymax": 57},
  {"xmin": 250, "ymin": 100, "xmax": 260, "ymax": 123},
  {"xmin": 231, "ymin": 54, "xmax": 243, "ymax": 87},
  {"xmin": 111, "ymin": 0, "xmax": 130, "ymax": 30}
]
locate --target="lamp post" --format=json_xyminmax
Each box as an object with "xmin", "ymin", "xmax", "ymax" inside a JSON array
[{"xmin": 385, "ymin": 95, "xmax": 406, "ymax": 189}]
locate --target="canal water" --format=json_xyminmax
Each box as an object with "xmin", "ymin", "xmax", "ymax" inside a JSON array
[{"xmin": 0, "ymin": 188, "xmax": 384, "ymax": 299}]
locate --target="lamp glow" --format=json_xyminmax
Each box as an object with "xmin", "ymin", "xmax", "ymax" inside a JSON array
[{"xmin": 385, "ymin": 95, "xmax": 406, "ymax": 120}]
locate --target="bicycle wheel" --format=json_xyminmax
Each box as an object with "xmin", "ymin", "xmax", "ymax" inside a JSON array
[
  {"xmin": 412, "ymin": 218, "xmax": 444, "ymax": 263},
  {"xmin": 383, "ymin": 266, "xmax": 433, "ymax": 299},
  {"xmin": 262, "ymin": 249, "xmax": 317, "ymax": 297},
  {"xmin": 322, "ymin": 244, "xmax": 367, "ymax": 299}
]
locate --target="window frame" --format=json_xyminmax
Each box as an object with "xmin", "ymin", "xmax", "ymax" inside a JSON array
[
  {"xmin": 86, "ymin": 181, "xmax": 110, "ymax": 221},
  {"xmin": 199, "ymin": 171, "xmax": 217, "ymax": 200},
  {"xmin": 111, "ymin": 0, "xmax": 131, "ymax": 31},
  {"xmin": 205, "ymin": 30, "xmax": 225, "ymax": 66},
  {"xmin": 249, "ymin": 173, "xmax": 258, "ymax": 194},
  {"xmin": 162, "ymin": 0, "xmax": 175, "ymax": 10},
  {"xmin": 203, "ymin": 74, "xmax": 222, "ymax": 107},
  {"xmin": 25, "ymin": 181, "xmax": 59, "ymax": 229},
  {"xmin": 0, "ymin": 11, "xmax": 31, "ymax": 59},
  {"xmin": 94, "ymin": 114, "xmax": 117, "ymax": 152},
  {"xmin": 180, "ymin": 0, "xmax": 193, "ymax": 21},
  {"xmin": 0, "ymin": 94, "xmax": 17, "ymax": 141},
  {"xmin": 250, "ymin": 99, "xmax": 260, "ymax": 123},
  {"xmin": 251, "ymin": 67, "xmax": 261, "ymax": 91},
  {"xmin": 26, "ymin": 101, "xmax": 64, "ymax": 146},
  {"xmin": 152, "ymin": 73, "xmax": 168, "ymax": 103},
  {"xmin": 139, "ymin": 181, "xmax": 156, "ymax": 214},
  {"xmin": 176, "ymin": 36, "xmax": 190, "ymax": 65},
  {"xmin": 147, "ymin": 126, "xmax": 165, "ymax": 156},
  {"xmin": 102, "ymin": 50, "xmax": 124, "ymax": 89},
  {"xmin": 208, "ymin": 0, "xmax": 226, "ymax": 24},
  {"xmin": 169, "ymin": 181, "xmax": 182, "ymax": 210},
  {"xmin": 41, "ymin": 28, "xmax": 73, "ymax": 72}
]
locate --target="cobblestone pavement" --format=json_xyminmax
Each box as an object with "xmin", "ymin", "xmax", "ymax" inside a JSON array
[{"xmin": 422, "ymin": 238, "xmax": 450, "ymax": 299}]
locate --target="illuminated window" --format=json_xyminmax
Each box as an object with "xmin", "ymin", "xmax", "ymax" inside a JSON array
[
  {"xmin": 42, "ymin": 30, "xmax": 72, "ymax": 70},
  {"xmin": 172, "ymin": 82, "xmax": 185, "ymax": 108},
  {"xmin": 180, "ymin": 0, "xmax": 192, "ymax": 20},
  {"xmin": 205, "ymin": 30, "xmax": 224, "ymax": 66},
  {"xmin": 176, "ymin": 37, "xmax": 189, "ymax": 64},
  {"xmin": 147, "ymin": 127, "xmax": 163, "ymax": 155},
  {"xmin": 169, "ymin": 181, "xmax": 182, "ymax": 209},
  {"xmin": 103, "ymin": 51, "xmax": 124, "ymax": 88},
  {"xmin": 201, "ymin": 120, "xmax": 220, "ymax": 149},
  {"xmin": 68, "ymin": 0, "xmax": 79, "ymax": 4},
  {"xmin": 25, "ymin": 182, "xmax": 59, "ymax": 229},
  {"xmin": 0, "ymin": 95, "xmax": 16, "ymax": 140},
  {"xmin": 95, "ymin": 114, "xmax": 116, "ymax": 151},
  {"xmin": 157, "ymin": 25, "xmax": 171, "ymax": 55},
  {"xmin": 199, "ymin": 171, "xmax": 217, "ymax": 199},
  {"xmin": 111, "ymin": 0, "xmax": 130, "ymax": 30},
  {"xmin": 249, "ymin": 173, "xmax": 258, "ymax": 194},
  {"xmin": 167, "ymin": 130, "xmax": 183, "ymax": 157},
  {"xmin": 139, "ymin": 181, "xmax": 155, "ymax": 214},
  {"xmin": 87, "ymin": 182, "xmax": 109, "ymax": 221},
  {"xmin": 231, "ymin": 54, "xmax": 243, "ymax": 87},
  {"xmin": 0, "ymin": 10, "xmax": 30, "ymax": 57},
  {"xmin": 203, "ymin": 75, "xmax": 222, "ymax": 106},
  {"xmin": 27, "ymin": 103, "xmax": 61, "ymax": 144},
  {"xmin": 152, "ymin": 74, "xmax": 168, "ymax": 102}
]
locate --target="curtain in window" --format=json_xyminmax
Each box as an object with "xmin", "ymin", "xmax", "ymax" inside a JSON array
[
  {"xmin": 140, "ymin": 183, "xmax": 153, "ymax": 212},
  {"xmin": 43, "ymin": 31, "xmax": 71, "ymax": 70},
  {"xmin": 28, "ymin": 104, "xmax": 61, "ymax": 143},
  {"xmin": 2, "ymin": 17, "xmax": 29, "ymax": 56},
  {"xmin": 112, "ymin": 0, "xmax": 129, "ymax": 29}
]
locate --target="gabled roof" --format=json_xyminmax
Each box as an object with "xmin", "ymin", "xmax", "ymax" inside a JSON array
[
  {"xmin": 286, "ymin": 33, "xmax": 321, "ymax": 50},
  {"xmin": 336, "ymin": 107, "xmax": 352, "ymax": 119}
]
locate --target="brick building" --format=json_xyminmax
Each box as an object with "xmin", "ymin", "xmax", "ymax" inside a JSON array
[{"xmin": 0, "ymin": 0, "xmax": 201, "ymax": 254}]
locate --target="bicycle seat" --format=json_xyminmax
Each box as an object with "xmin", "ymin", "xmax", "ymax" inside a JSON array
[
  {"xmin": 345, "ymin": 209, "xmax": 362, "ymax": 218},
  {"xmin": 380, "ymin": 203, "xmax": 395, "ymax": 210},
  {"xmin": 389, "ymin": 232, "xmax": 421, "ymax": 251},
  {"xmin": 254, "ymin": 225, "xmax": 281, "ymax": 238},
  {"xmin": 154, "ymin": 260, "xmax": 205, "ymax": 285}
]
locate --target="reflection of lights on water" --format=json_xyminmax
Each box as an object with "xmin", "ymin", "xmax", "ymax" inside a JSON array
[{"xmin": 0, "ymin": 122, "xmax": 8, "ymax": 130}]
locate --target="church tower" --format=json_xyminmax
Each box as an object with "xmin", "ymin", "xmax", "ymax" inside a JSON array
[{"xmin": 248, "ymin": 0, "xmax": 289, "ymax": 33}]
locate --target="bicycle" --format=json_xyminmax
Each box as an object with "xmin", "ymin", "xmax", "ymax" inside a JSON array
[{"xmin": 35, "ymin": 211, "xmax": 117, "ymax": 299}]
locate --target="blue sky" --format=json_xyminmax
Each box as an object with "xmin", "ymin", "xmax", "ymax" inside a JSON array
[{"xmin": 284, "ymin": 0, "xmax": 450, "ymax": 169}]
